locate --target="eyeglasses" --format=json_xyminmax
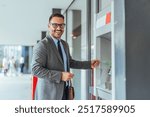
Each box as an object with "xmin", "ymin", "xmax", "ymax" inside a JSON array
[{"xmin": 50, "ymin": 23, "xmax": 65, "ymax": 29}]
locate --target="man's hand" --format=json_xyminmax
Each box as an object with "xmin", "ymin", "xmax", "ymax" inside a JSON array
[
  {"xmin": 91, "ymin": 59, "xmax": 100, "ymax": 69},
  {"xmin": 61, "ymin": 72, "xmax": 74, "ymax": 81}
]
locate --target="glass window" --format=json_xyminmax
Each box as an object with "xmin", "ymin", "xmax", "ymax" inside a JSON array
[{"xmin": 64, "ymin": 0, "xmax": 91, "ymax": 100}]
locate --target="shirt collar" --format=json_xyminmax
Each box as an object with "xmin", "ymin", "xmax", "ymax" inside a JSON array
[{"xmin": 50, "ymin": 35, "xmax": 61, "ymax": 46}]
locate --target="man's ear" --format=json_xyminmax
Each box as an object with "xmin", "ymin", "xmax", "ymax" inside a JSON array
[{"xmin": 48, "ymin": 23, "xmax": 50, "ymax": 28}]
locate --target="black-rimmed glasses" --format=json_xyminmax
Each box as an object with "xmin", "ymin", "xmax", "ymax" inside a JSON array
[{"xmin": 50, "ymin": 23, "xmax": 65, "ymax": 29}]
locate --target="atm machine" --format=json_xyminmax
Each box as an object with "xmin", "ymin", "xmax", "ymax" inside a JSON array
[{"xmin": 95, "ymin": 0, "xmax": 150, "ymax": 100}]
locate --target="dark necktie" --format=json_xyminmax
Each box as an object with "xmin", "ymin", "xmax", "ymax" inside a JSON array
[
  {"xmin": 57, "ymin": 40, "xmax": 64, "ymax": 62},
  {"xmin": 58, "ymin": 40, "xmax": 66, "ymax": 99}
]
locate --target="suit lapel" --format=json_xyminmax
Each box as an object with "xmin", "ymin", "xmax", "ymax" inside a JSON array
[{"xmin": 46, "ymin": 36, "xmax": 64, "ymax": 64}]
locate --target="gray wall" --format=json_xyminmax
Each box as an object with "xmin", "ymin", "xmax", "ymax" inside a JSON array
[
  {"xmin": 0, "ymin": 0, "xmax": 73, "ymax": 45},
  {"xmin": 125, "ymin": 0, "xmax": 150, "ymax": 99}
]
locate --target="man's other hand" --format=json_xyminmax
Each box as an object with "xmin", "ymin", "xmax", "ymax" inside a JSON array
[{"xmin": 61, "ymin": 72, "xmax": 74, "ymax": 81}]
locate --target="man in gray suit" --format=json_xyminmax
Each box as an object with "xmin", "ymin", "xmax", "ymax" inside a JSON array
[{"xmin": 32, "ymin": 13, "xmax": 100, "ymax": 100}]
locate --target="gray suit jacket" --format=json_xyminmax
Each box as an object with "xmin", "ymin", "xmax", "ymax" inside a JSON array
[{"xmin": 31, "ymin": 35, "xmax": 91, "ymax": 100}]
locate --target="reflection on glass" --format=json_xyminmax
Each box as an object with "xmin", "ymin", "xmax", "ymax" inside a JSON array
[{"xmin": 100, "ymin": 60, "xmax": 111, "ymax": 91}]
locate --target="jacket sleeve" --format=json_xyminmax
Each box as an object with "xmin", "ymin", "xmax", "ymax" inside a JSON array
[{"xmin": 31, "ymin": 41, "xmax": 62, "ymax": 84}]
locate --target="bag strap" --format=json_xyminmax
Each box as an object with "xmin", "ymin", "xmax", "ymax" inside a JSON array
[{"xmin": 67, "ymin": 80, "xmax": 73, "ymax": 87}]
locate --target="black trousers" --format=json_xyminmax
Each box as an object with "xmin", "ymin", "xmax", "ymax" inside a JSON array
[{"xmin": 62, "ymin": 82, "xmax": 67, "ymax": 100}]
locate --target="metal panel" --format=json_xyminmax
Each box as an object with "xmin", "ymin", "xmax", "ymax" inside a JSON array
[{"xmin": 113, "ymin": 0, "xmax": 126, "ymax": 99}]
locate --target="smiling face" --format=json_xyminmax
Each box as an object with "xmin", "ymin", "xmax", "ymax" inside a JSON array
[{"xmin": 48, "ymin": 17, "xmax": 65, "ymax": 39}]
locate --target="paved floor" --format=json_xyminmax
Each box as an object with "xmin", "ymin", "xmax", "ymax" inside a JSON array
[{"xmin": 0, "ymin": 74, "xmax": 32, "ymax": 100}]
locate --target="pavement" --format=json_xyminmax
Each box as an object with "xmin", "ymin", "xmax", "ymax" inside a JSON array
[{"xmin": 0, "ymin": 74, "xmax": 32, "ymax": 100}]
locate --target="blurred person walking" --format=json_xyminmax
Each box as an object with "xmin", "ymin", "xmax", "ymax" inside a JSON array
[
  {"xmin": 20, "ymin": 56, "xmax": 25, "ymax": 73},
  {"xmin": 2, "ymin": 57, "xmax": 9, "ymax": 76},
  {"xmin": 7, "ymin": 56, "xmax": 17, "ymax": 76}
]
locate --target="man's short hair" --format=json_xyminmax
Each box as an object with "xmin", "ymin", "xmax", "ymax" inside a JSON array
[{"xmin": 49, "ymin": 13, "xmax": 64, "ymax": 22}]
